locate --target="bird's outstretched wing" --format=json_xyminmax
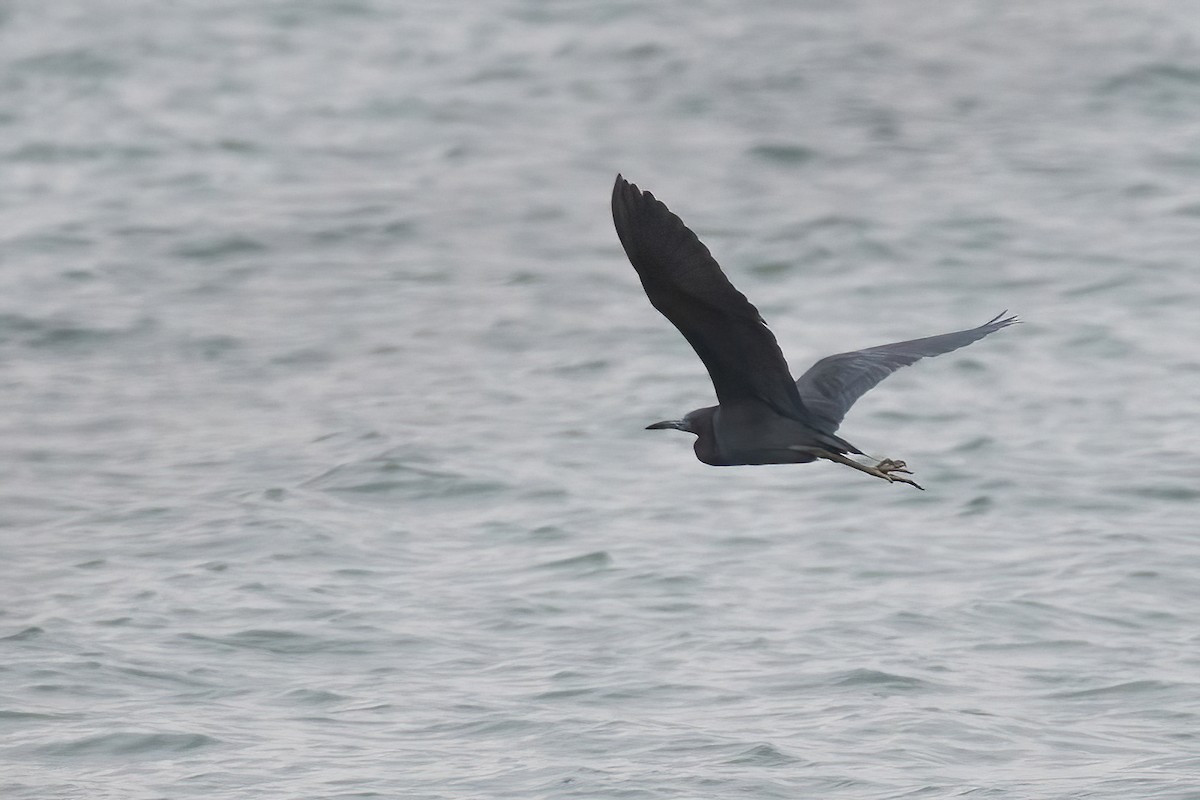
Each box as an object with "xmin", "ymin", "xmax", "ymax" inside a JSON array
[
  {"xmin": 612, "ymin": 175, "xmax": 809, "ymax": 422},
  {"xmin": 794, "ymin": 312, "xmax": 1018, "ymax": 432}
]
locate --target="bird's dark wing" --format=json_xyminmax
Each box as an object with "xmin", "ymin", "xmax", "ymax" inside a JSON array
[
  {"xmin": 612, "ymin": 175, "xmax": 809, "ymax": 422},
  {"xmin": 795, "ymin": 313, "xmax": 1018, "ymax": 432}
]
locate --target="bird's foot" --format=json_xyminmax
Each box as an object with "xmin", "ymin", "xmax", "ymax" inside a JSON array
[
  {"xmin": 874, "ymin": 458, "xmax": 923, "ymax": 490},
  {"xmin": 811, "ymin": 448, "xmax": 926, "ymax": 490}
]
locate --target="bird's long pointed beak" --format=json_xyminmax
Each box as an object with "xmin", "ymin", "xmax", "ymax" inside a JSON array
[{"xmin": 645, "ymin": 419, "xmax": 685, "ymax": 430}]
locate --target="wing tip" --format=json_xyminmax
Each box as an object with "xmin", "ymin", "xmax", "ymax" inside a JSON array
[
  {"xmin": 984, "ymin": 310, "xmax": 1021, "ymax": 330},
  {"xmin": 612, "ymin": 174, "xmax": 669, "ymax": 240},
  {"xmin": 613, "ymin": 173, "xmax": 639, "ymax": 197},
  {"xmin": 613, "ymin": 174, "xmax": 667, "ymax": 206},
  {"xmin": 612, "ymin": 173, "xmax": 641, "ymax": 219}
]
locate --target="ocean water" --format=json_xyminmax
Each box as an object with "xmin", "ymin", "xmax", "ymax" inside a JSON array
[{"xmin": 2, "ymin": 1, "xmax": 1199, "ymax": 798}]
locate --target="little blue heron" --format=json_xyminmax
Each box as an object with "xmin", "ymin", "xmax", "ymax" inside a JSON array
[{"xmin": 612, "ymin": 175, "xmax": 1017, "ymax": 490}]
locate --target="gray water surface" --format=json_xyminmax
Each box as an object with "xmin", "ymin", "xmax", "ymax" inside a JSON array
[{"xmin": 3, "ymin": 2, "xmax": 1200, "ymax": 798}]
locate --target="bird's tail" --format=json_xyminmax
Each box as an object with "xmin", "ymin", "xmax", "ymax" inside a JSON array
[{"xmin": 818, "ymin": 431, "xmax": 863, "ymax": 455}]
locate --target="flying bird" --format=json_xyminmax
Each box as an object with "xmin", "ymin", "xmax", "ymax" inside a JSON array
[{"xmin": 611, "ymin": 174, "xmax": 1016, "ymax": 490}]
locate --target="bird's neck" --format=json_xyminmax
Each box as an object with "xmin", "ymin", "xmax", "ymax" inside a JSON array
[{"xmin": 690, "ymin": 408, "xmax": 728, "ymax": 466}]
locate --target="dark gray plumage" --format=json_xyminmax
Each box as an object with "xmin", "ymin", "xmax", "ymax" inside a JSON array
[{"xmin": 612, "ymin": 174, "xmax": 1017, "ymax": 490}]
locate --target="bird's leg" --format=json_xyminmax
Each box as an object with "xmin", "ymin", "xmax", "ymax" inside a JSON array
[{"xmin": 799, "ymin": 448, "xmax": 925, "ymax": 491}]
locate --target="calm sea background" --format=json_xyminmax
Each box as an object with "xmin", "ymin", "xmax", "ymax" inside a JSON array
[{"xmin": 2, "ymin": 2, "xmax": 1199, "ymax": 798}]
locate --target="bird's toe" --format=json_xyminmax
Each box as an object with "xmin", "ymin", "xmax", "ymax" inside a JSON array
[{"xmin": 874, "ymin": 458, "xmax": 922, "ymax": 488}]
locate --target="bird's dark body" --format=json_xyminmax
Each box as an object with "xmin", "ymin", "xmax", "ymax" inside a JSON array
[
  {"xmin": 690, "ymin": 404, "xmax": 844, "ymax": 466},
  {"xmin": 612, "ymin": 174, "xmax": 1016, "ymax": 489}
]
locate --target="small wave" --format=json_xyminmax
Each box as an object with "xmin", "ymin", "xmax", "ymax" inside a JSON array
[
  {"xmin": 534, "ymin": 551, "xmax": 612, "ymax": 571},
  {"xmin": 1101, "ymin": 64, "xmax": 1200, "ymax": 94},
  {"xmin": 171, "ymin": 235, "xmax": 267, "ymax": 261},
  {"xmin": 12, "ymin": 48, "xmax": 120, "ymax": 77},
  {"xmin": 1049, "ymin": 679, "xmax": 1180, "ymax": 700},
  {"xmin": 1, "ymin": 626, "xmax": 43, "ymax": 641},
  {"xmin": 304, "ymin": 459, "xmax": 507, "ymax": 503},
  {"xmin": 181, "ymin": 629, "xmax": 373, "ymax": 656},
  {"xmin": 0, "ymin": 312, "xmax": 153, "ymax": 350},
  {"xmin": 1097, "ymin": 64, "xmax": 1200, "ymax": 117},
  {"xmin": 831, "ymin": 668, "xmax": 933, "ymax": 692},
  {"xmin": 748, "ymin": 143, "xmax": 818, "ymax": 166},
  {"xmin": 1113, "ymin": 484, "xmax": 1200, "ymax": 502},
  {"xmin": 726, "ymin": 742, "xmax": 802, "ymax": 766},
  {"xmin": 279, "ymin": 688, "xmax": 350, "ymax": 706},
  {"xmin": 0, "ymin": 709, "xmax": 78, "ymax": 722},
  {"xmin": 40, "ymin": 731, "xmax": 220, "ymax": 758}
]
